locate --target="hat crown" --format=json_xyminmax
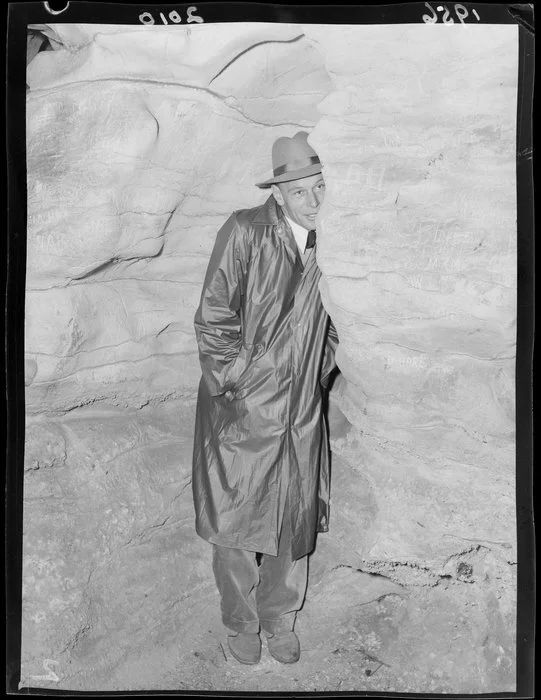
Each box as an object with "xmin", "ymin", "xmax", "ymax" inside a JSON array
[
  {"xmin": 255, "ymin": 130, "xmax": 322, "ymax": 188},
  {"xmin": 272, "ymin": 131, "xmax": 319, "ymax": 174}
]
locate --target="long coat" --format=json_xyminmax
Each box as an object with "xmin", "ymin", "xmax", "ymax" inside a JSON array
[{"xmin": 192, "ymin": 194, "xmax": 338, "ymax": 561}]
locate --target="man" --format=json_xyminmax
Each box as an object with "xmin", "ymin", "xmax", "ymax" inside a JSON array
[{"xmin": 192, "ymin": 131, "xmax": 338, "ymax": 666}]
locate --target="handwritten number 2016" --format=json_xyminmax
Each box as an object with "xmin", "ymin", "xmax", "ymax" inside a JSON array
[
  {"xmin": 423, "ymin": 2, "xmax": 481, "ymax": 23},
  {"xmin": 139, "ymin": 6, "xmax": 204, "ymax": 24}
]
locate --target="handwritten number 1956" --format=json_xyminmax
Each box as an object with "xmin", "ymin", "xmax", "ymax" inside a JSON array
[{"xmin": 422, "ymin": 2, "xmax": 481, "ymax": 23}]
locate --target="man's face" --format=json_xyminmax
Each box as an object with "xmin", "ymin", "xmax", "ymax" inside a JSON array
[{"xmin": 272, "ymin": 173, "xmax": 326, "ymax": 231}]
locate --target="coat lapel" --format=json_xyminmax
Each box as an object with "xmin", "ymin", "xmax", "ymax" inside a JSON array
[{"xmin": 252, "ymin": 194, "xmax": 312, "ymax": 275}]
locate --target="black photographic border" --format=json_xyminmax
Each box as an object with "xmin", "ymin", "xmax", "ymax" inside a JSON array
[{"xmin": 5, "ymin": 3, "xmax": 535, "ymax": 697}]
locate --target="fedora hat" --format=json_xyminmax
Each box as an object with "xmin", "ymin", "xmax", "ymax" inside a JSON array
[{"xmin": 256, "ymin": 131, "xmax": 322, "ymax": 189}]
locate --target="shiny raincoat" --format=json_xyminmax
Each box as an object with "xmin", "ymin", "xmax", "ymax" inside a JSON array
[{"xmin": 192, "ymin": 194, "xmax": 338, "ymax": 561}]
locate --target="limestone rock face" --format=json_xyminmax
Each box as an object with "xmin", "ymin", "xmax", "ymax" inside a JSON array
[
  {"xmin": 305, "ymin": 23, "xmax": 517, "ymax": 566},
  {"xmin": 26, "ymin": 23, "xmax": 331, "ymax": 411},
  {"xmin": 22, "ymin": 401, "xmax": 218, "ymax": 688},
  {"xmin": 23, "ymin": 22, "xmax": 517, "ymax": 692}
]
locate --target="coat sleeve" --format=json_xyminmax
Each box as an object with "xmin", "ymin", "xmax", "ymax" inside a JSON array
[
  {"xmin": 194, "ymin": 213, "xmax": 248, "ymax": 397},
  {"xmin": 320, "ymin": 317, "xmax": 339, "ymax": 388}
]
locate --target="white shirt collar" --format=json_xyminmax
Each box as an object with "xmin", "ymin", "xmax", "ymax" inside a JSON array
[{"xmin": 284, "ymin": 216, "xmax": 309, "ymax": 253}]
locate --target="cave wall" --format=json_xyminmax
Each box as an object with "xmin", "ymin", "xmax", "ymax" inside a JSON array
[
  {"xmin": 23, "ymin": 22, "xmax": 517, "ymax": 691},
  {"xmin": 305, "ymin": 21, "xmax": 517, "ymax": 571},
  {"xmin": 305, "ymin": 26, "xmax": 517, "ymax": 690},
  {"xmin": 25, "ymin": 23, "xmax": 332, "ymax": 411}
]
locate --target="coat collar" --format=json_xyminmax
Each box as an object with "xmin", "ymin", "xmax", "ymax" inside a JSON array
[
  {"xmin": 251, "ymin": 195, "xmax": 315, "ymax": 271},
  {"xmin": 252, "ymin": 194, "xmax": 284, "ymax": 225}
]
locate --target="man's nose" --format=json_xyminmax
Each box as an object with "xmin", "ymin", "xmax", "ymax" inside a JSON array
[{"xmin": 308, "ymin": 190, "xmax": 319, "ymax": 208}]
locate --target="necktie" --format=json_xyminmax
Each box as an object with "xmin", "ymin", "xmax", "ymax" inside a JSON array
[{"xmin": 304, "ymin": 229, "xmax": 316, "ymax": 252}]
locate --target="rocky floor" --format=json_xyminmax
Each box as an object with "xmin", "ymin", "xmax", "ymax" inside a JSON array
[
  {"xmin": 22, "ymin": 560, "xmax": 513, "ymax": 694},
  {"xmin": 20, "ymin": 399, "xmax": 515, "ymax": 693}
]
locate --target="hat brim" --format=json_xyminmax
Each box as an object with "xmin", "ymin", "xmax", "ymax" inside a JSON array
[{"xmin": 256, "ymin": 163, "xmax": 323, "ymax": 189}]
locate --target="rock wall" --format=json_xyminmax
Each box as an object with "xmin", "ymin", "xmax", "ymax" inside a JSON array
[
  {"xmin": 306, "ymin": 20, "xmax": 517, "ymax": 569},
  {"xmin": 22, "ymin": 22, "xmax": 517, "ymax": 692},
  {"xmin": 306, "ymin": 24, "xmax": 517, "ymax": 690},
  {"xmin": 25, "ymin": 22, "xmax": 332, "ymax": 411}
]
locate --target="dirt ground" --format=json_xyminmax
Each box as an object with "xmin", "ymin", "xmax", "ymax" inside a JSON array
[
  {"xmin": 20, "ymin": 401, "xmax": 515, "ymax": 694},
  {"xmin": 29, "ymin": 531, "xmax": 512, "ymax": 694}
]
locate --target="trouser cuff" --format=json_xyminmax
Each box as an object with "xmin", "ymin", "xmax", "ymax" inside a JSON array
[
  {"xmin": 223, "ymin": 616, "xmax": 260, "ymax": 635},
  {"xmin": 260, "ymin": 611, "xmax": 296, "ymax": 635}
]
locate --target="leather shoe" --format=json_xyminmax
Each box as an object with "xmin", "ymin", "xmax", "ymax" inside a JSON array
[
  {"xmin": 227, "ymin": 633, "xmax": 261, "ymax": 665},
  {"xmin": 266, "ymin": 631, "xmax": 300, "ymax": 664}
]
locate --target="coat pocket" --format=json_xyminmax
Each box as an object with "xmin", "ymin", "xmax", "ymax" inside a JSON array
[
  {"xmin": 227, "ymin": 343, "xmax": 265, "ymax": 398},
  {"xmin": 226, "ymin": 343, "xmax": 252, "ymax": 391}
]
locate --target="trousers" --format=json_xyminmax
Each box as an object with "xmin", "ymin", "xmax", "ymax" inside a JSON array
[{"xmin": 211, "ymin": 492, "xmax": 309, "ymax": 635}]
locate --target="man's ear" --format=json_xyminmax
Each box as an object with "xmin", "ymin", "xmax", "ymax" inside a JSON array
[{"xmin": 271, "ymin": 184, "xmax": 284, "ymax": 205}]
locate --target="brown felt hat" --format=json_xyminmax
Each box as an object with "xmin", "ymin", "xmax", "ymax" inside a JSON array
[{"xmin": 256, "ymin": 131, "xmax": 322, "ymax": 189}]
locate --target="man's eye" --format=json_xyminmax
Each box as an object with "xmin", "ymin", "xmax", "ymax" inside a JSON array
[
  {"xmin": 293, "ymin": 191, "xmax": 304, "ymax": 197},
  {"xmin": 317, "ymin": 183, "xmax": 326, "ymax": 190}
]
